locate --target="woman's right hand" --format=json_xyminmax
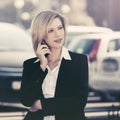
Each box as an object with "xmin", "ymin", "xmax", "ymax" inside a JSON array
[{"xmin": 35, "ymin": 43, "xmax": 51, "ymax": 71}]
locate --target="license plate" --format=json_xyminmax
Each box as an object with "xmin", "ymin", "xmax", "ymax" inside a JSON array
[
  {"xmin": 12, "ymin": 81, "xmax": 21, "ymax": 90},
  {"xmin": 103, "ymin": 59, "xmax": 118, "ymax": 72}
]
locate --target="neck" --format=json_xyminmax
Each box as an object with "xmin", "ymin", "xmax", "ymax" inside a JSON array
[
  {"xmin": 48, "ymin": 48, "xmax": 62, "ymax": 62},
  {"xmin": 47, "ymin": 48, "xmax": 62, "ymax": 70}
]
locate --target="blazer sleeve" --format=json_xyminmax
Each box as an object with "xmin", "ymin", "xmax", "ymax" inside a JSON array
[{"xmin": 19, "ymin": 58, "xmax": 48, "ymax": 107}]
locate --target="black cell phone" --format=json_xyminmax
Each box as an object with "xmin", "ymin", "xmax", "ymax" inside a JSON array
[
  {"xmin": 41, "ymin": 40, "xmax": 50, "ymax": 57},
  {"xmin": 41, "ymin": 40, "xmax": 47, "ymax": 45}
]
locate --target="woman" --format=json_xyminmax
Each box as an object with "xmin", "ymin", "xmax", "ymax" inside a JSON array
[{"xmin": 20, "ymin": 10, "xmax": 89, "ymax": 120}]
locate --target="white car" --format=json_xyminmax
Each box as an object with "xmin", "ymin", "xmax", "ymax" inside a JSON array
[
  {"xmin": 0, "ymin": 22, "xmax": 35, "ymax": 102},
  {"xmin": 67, "ymin": 33, "xmax": 120, "ymax": 101},
  {"xmin": 65, "ymin": 25, "xmax": 113, "ymax": 46},
  {"xmin": 91, "ymin": 40, "xmax": 120, "ymax": 101}
]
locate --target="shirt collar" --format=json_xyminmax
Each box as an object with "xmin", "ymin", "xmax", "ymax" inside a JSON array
[
  {"xmin": 60, "ymin": 47, "xmax": 71, "ymax": 60},
  {"xmin": 34, "ymin": 47, "xmax": 71, "ymax": 63}
]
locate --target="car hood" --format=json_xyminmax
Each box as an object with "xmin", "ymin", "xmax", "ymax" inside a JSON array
[{"xmin": 0, "ymin": 51, "xmax": 36, "ymax": 77}]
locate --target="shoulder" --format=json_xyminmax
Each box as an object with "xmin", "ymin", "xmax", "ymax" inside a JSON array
[
  {"xmin": 23, "ymin": 57, "xmax": 38, "ymax": 66},
  {"xmin": 68, "ymin": 51, "xmax": 88, "ymax": 66},
  {"xmin": 69, "ymin": 50, "xmax": 88, "ymax": 61}
]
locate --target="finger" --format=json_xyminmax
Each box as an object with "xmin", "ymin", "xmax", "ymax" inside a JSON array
[{"xmin": 42, "ymin": 48, "xmax": 51, "ymax": 54}]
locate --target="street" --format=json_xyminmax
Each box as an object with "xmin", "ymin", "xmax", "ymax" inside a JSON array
[{"xmin": 0, "ymin": 91, "xmax": 120, "ymax": 120}]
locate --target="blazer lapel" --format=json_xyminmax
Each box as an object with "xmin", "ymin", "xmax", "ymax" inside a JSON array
[{"xmin": 54, "ymin": 58, "xmax": 73, "ymax": 97}]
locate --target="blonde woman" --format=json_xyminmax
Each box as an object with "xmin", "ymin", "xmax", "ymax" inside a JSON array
[{"xmin": 20, "ymin": 10, "xmax": 88, "ymax": 120}]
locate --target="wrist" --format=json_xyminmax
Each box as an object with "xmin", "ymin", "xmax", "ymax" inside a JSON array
[{"xmin": 40, "ymin": 64, "xmax": 46, "ymax": 71}]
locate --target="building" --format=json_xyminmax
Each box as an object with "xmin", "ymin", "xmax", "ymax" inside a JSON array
[{"xmin": 87, "ymin": 0, "xmax": 120, "ymax": 30}]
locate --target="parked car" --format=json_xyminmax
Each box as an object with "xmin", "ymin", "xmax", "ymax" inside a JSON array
[
  {"xmin": 90, "ymin": 37, "xmax": 120, "ymax": 101},
  {"xmin": 65, "ymin": 25, "xmax": 113, "ymax": 46},
  {"xmin": 0, "ymin": 22, "xmax": 35, "ymax": 102},
  {"xmin": 67, "ymin": 33, "xmax": 120, "ymax": 101}
]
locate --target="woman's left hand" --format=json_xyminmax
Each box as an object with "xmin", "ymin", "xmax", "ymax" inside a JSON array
[{"xmin": 29, "ymin": 100, "xmax": 42, "ymax": 112}]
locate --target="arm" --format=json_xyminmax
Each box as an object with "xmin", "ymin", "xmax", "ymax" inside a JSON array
[
  {"xmin": 20, "ymin": 59, "xmax": 48, "ymax": 107},
  {"xmin": 20, "ymin": 43, "xmax": 50, "ymax": 107}
]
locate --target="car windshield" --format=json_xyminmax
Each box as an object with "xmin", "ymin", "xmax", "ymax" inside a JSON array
[
  {"xmin": 69, "ymin": 39, "xmax": 98, "ymax": 54},
  {"xmin": 65, "ymin": 32, "xmax": 83, "ymax": 46}
]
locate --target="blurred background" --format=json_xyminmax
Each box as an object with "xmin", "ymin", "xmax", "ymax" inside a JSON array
[
  {"xmin": 1, "ymin": 0, "xmax": 120, "ymax": 30},
  {"xmin": 0, "ymin": 0, "xmax": 120, "ymax": 120}
]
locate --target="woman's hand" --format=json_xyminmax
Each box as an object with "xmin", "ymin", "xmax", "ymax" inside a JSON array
[
  {"xmin": 29, "ymin": 100, "xmax": 42, "ymax": 112},
  {"xmin": 35, "ymin": 43, "xmax": 51, "ymax": 71}
]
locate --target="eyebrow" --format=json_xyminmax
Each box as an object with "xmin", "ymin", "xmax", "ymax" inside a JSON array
[{"xmin": 48, "ymin": 24, "xmax": 63, "ymax": 30}]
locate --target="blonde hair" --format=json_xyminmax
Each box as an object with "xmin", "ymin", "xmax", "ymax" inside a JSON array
[{"xmin": 30, "ymin": 10, "xmax": 68, "ymax": 51}]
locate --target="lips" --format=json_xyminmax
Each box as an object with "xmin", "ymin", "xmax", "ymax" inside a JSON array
[{"xmin": 54, "ymin": 38, "xmax": 62, "ymax": 43}]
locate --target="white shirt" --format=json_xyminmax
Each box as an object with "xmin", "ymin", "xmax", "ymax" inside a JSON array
[{"xmin": 42, "ymin": 47, "xmax": 71, "ymax": 120}]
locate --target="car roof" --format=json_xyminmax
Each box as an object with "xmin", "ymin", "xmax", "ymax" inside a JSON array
[
  {"xmin": 0, "ymin": 22, "xmax": 33, "ymax": 51},
  {"xmin": 65, "ymin": 26, "xmax": 113, "ymax": 46},
  {"xmin": 0, "ymin": 22, "xmax": 32, "ymax": 42},
  {"xmin": 70, "ymin": 33, "xmax": 120, "ymax": 41},
  {"xmin": 67, "ymin": 25, "xmax": 113, "ymax": 34},
  {"xmin": 67, "ymin": 32, "xmax": 120, "ymax": 49},
  {"xmin": 0, "ymin": 22, "xmax": 31, "ymax": 40}
]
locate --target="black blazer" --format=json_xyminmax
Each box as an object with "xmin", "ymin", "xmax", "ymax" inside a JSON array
[{"xmin": 20, "ymin": 51, "xmax": 89, "ymax": 120}]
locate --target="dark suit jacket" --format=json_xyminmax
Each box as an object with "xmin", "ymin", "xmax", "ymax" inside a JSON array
[{"xmin": 20, "ymin": 51, "xmax": 89, "ymax": 120}]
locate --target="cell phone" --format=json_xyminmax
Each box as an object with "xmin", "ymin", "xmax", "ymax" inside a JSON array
[
  {"xmin": 41, "ymin": 40, "xmax": 47, "ymax": 45},
  {"xmin": 41, "ymin": 40, "xmax": 50, "ymax": 57}
]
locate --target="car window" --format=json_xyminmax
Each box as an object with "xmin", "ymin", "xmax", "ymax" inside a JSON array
[
  {"xmin": 107, "ymin": 39, "xmax": 120, "ymax": 52},
  {"xmin": 65, "ymin": 33, "xmax": 79, "ymax": 46}
]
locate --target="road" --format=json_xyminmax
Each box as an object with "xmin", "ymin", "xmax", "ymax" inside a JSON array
[{"xmin": 0, "ymin": 91, "xmax": 119, "ymax": 120}]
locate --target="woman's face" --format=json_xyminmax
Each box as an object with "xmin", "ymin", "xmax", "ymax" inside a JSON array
[{"xmin": 44, "ymin": 17, "xmax": 65, "ymax": 50}]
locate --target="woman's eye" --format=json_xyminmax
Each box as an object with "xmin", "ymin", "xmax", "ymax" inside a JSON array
[
  {"xmin": 58, "ymin": 26, "xmax": 63, "ymax": 30},
  {"xmin": 48, "ymin": 29, "xmax": 53, "ymax": 33}
]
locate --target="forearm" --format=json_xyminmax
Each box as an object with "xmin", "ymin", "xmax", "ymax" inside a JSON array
[
  {"xmin": 41, "ymin": 93, "xmax": 88, "ymax": 116},
  {"xmin": 20, "ymin": 62, "xmax": 48, "ymax": 106}
]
